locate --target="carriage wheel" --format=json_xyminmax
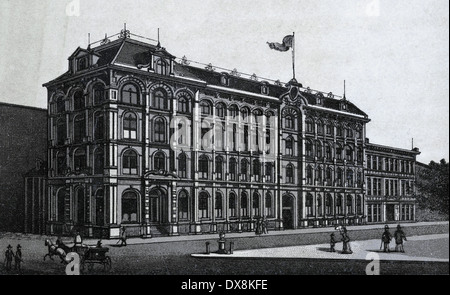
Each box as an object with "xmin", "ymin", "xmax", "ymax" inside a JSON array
[
  {"xmin": 103, "ymin": 256, "xmax": 112, "ymax": 272},
  {"xmin": 88, "ymin": 262, "xmax": 94, "ymax": 271}
]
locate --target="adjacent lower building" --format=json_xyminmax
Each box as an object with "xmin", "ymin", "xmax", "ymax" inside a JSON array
[
  {"xmin": 365, "ymin": 142, "xmax": 420, "ymax": 223},
  {"xmin": 41, "ymin": 30, "xmax": 420, "ymax": 238}
]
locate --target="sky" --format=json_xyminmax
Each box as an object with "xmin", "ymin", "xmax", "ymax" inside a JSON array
[{"xmin": 0, "ymin": 0, "xmax": 448, "ymax": 164}]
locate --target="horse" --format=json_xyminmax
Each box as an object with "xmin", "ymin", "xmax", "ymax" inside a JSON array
[{"xmin": 44, "ymin": 239, "xmax": 67, "ymax": 263}]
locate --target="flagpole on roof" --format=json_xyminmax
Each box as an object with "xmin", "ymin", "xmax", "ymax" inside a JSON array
[{"xmin": 292, "ymin": 32, "xmax": 295, "ymax": 80}]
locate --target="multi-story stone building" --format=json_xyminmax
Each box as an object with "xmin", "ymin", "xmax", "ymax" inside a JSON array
[
  {"xmin": 365, "ymin": 142, "xmax": 420, "ymax": 223},
  {"xmin": 42, "ymin": 31, "xmax": 419, "ymax": 238}
]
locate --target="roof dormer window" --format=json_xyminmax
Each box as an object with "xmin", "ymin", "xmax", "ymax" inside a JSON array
[
  {"xmin": 155, "ymin": 59, "xmax": 168, "ymax": 75},
  {"xmin": 220, "ymin": 74, "xmax": 229, "ymax": 86},
  {"xmin": 77, "ymin": 56, "xmax": 89, "ymax": 71},
  {"xmin": 261, "ymin": 83, "xmax": 269, "ymax": 95}
]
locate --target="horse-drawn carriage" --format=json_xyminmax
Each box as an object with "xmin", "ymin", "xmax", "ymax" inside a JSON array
[{"xmin": 44, "ymin": 236, "xmax": 112, "ymax": 273}]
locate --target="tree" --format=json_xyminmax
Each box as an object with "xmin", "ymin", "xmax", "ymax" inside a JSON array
[{"xmin": 416, "ymin": 159, "xmax": 449, "ymax": 218}]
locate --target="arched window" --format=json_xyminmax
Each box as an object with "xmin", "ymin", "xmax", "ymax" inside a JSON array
[
  {"xmin": 123, "ymin": 150, "xmax": 138, "ymax": 175},
  {"xmin": 215, "ymin": 192, "xmax": 223, "ymax": 218},
  {"xmin": 215, "ymin": 156, "xmax": 223, "ymax": 180},
  {"xmin": 154, "ymin": 152, "xmax": 165, "ymax": 171},
  {"xmin": 155, "ymin": 59, "xmax": 167, "ymax": 75},
  {"xmin": 240, "ymin": 159, "xmax": 248, "ymax": 181},
  {"xmin": 199, "ymin": 192, "xmax": 209, "ymax": 219},
  {"xmin": 154, "ymin": 117, "xmax": 166, "ymax": 143},
  {"xmin": 265, "ymin": 192, "xmax": 273, "ymax": 217},
  {"xmin": 178, "ymin": 95, "xmax": 189, "ymax": 113},
  {"xmin": 229, "ymin": 192, "xmax": 237, "ymax": 217},
  {"xmin": 326, "ymin": 124, "xmax": 333, "ymax": 135},
  {"xmin": 346, "ymin": 127, "xmax": 353, "ymax": 138},
  {"xmin": 122, "ymin": 191, "xmax": 138, "ymax": 222},
  {"xmin": 178, "ymin": 153, "xmax": 187, "ymax": 178},
  {"xmin": 285, "ymin": 137, "xmax": 293, "ymax": 156},
  {"xmin": 75, "ymin": 188, "xmax": 85, "ymax": 224},
  {"xmin": 241, "ymin": 192, "xmax": 248, "ymax": 217},
  {"xmin": 286, "ymin": 164, "xmax": 294, "ymax": 184},
  {"xmin": 57, "ymin": 152, "xmax": 66, "ymax": 175},
  {"xmin": 265, "ymin": 162, "xmax": 273, "ymax": 183},
  {"xmin": 306, "ymin": 194, "xmax": 313, "ymax": 216},
  {"xmin": 337, "ymin": 168, "xmax": 343, "ymax": 186},
  {"xmin": 317, "ymin": 194, "xmax": 323, "ymax": 216},
  {"xmin": 325, "ymin": 144, "xmax": 332, "ymax": 159},
  {"xmin": 56, "ymin": 97, "xmax": 65, "ymax": 113},
  {"xmin": 74, "ymin": 115, "xmax": 86, "ymax": 142},
  {"xmin": 346, "ymin": 195, "xmax": 353, "ymax": 215},
  {"xmin": 306, "ymin": 140, "xmax": 313, "ymax": 157},
  {"xmin": 347, "ymin": 169, "xmax": 354, "ymax": 186},
  {"xmin": 337, "ymin": 125, "xmax": 343, "ymax": 137},
  {"xmin": 57, "ymin": 189, "xmax": 66, "ymax": 222},
  {"xmin": 345, "ymin": 146, "xmax": 353, "ymax": 161},
  {"xmin": 252, "ymin": 192, "xmax": 260, "ymax": 216},
  {"xmin": 317, "ymin": 166, "xmax": 323, "ymax": 183},
  {"xmin": 306, "ymin": 165, "xmax": 313, "ymax": 185},
  {"xmin": 326, "ymin": 194, "xmax": 333, "ymax": 215},
  {"xmin": 336, "ymin": 195, "xmax": 343, "ymax": 215},
  {"xmin": 316, "ymin": 142, "xmax": 323, "ymax": 158},
  {"xmin": 285, "ymin": 115, "xmax": 294, "ymax": 129},
  {"xmin": 94, "ymin": 112, "xmax": 104, "ymax": 140},
  {"xmin": 317, "ymin": 121, "xmax": 324, "ymax": 135},
  {"xmin": 123, "ymin": 113, "xmax": 137, "ymax": 139},
  {"xmin": 229, "ymin": 105, "xmax": 238, "ymax": 118},
  {"xmin": 241, "ymin": 107, "xmax": 249, "ymax": 121},
  {"xmin": 199, "ymin": 155, "xmax": 209, "ymax": 179},
  {"xmin": 253, "ymin": 159, "xmax": 261, "ymax": 181},
  {"xmin": 121, "ymin": 84, "xmax": 139, "ymax": 105},
  {"xmin": 306, "ymin": 119, "xmax": 314, "ymax": 133},
  {"xmin": 93, "ymin": 84, "xmax": 105, "ymax": 105},
  {"xmin": 229, "ymin": 158, "xmax": 237, "ymax": 181},
  {"xmin": 336, "ymin": 145, "xmax": 343, "ymax": 160},
  {"xmin": 200, "ymin": 100, "xmax": 212, "ymax": 116},
  {"xmin": 152, "ymin": 89, "xmax": 167, "ymax": 110},
  {"xmin": 326, "ymin": 166, "xmax": 333, "ymax": 185},
  {"xmin": 178, "ymin": 191, "xmax": 189, "ymax": 220},
  {"xmin": 94, "ymin": 148, "xmax": 104, "ymax": 175},
  {"xmin": 57, "ymin": 118, "xmax": 66, "ymax": 145},
  {"xmin": 73, "ymin": 91, "xmax": 84, "ymax": 110},
  {"xmin": 216, "ymin": 103, "xmax": 226, "ymax": 119},
  {"xmin": 74, "ymin": 148, "xmax": 86, "ymax": 171},
  {"xmin": 357, "ymin": 147, "xmax": 363, "ymax": 163}
]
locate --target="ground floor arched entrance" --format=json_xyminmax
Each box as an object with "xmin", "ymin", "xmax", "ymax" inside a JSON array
[{"xmin": 282, "ymin": 195, "xmax": 294, "ymax": 229}]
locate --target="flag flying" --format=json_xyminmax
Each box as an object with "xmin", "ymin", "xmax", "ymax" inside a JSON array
[{"xmin": 267, "ymin": 35, "xmax": 294, "ymax": 52}]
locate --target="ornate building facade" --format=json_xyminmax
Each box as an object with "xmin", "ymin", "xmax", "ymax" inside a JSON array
[{"xmin": 43, "ymin": 32, "xmax": 419, "ymax": 238}]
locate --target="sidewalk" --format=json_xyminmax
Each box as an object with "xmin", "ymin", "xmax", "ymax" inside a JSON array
[{"xmin": 86, "ymin": 221, "xmax": 449, "ymax": 246}]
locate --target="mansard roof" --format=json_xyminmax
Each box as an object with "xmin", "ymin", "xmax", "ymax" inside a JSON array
[{"xmin": 43, "ymin": 36, "xmax": 368, "ymax": 117}]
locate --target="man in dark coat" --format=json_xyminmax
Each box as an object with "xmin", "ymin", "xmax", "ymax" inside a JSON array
[
  {"xmin": 394, "ymin": 224, "xmax": 407, "ymax": 252},
  {"xmin": 330, "ymin": 233, "xmax": 336, "ymax": 252},
  {"xmin": 340, "ymin": 227, "xmax": 353, "ymax": 254},
  {"xmin": 14, "ymin": 244, "xmax": 23, "ymax": 272},
  {"xmin": 381, "ymin": 225, "xmax": 392, "ymax": 252},
  {"xmin": 4, "ymin": 245, "xmax": 14, "ymax": 271},
  {"xmin": 119, "ymin": 227, "xmax": 127, "ymax": 247}
]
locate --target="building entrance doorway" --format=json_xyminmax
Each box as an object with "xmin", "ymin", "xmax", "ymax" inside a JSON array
[
  {"xmin": 386, "ymin": 204, "xmax": 395, "ymax": 221},
  {"xmin": 282, "ymin": 195, "xmax": 294, "ymax": 229}
]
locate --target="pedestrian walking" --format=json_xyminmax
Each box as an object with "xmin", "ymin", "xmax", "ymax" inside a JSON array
[
  {"xmin": 262, "ymin": 217, "xmax": 269, "ymax": 234},
  {"xmin": 119, "ymin": 227, "xmax": 127, "ymax": 246},
  {"xmin": 394, "ymin": 224, "xmax": 407, "ymax": 253},
  {"xmin": 14, "ymin": 244, "xmax": 23, "ymax": 273},
  {"xmin": 4, "ymin": 245, "xmax": 14, "ymax": 271},
  {"xmin": 330, "ymin": 233, "xmax": 336, "ymax": 252},
  {"xmin": 381, "ymin": 225, "xmax": 392, "ymax": 252},
  {"xmin": 255, "ymin": 217, "xmax": 262, "ymax": 235},
  {"xmin": 340, "ymin": 226, "xmax": 353, "ymax": 254}
]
